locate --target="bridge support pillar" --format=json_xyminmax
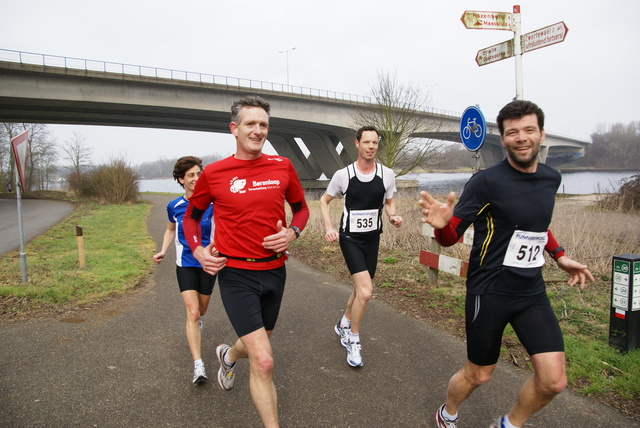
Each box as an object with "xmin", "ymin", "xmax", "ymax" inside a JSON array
[{"xmin": 268, "ymin": 134, "xmax": 321, "ymax": 180}]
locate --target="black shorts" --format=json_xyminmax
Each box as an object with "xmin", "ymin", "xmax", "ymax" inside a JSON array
[
  {"xmin": 176, "ymin": 266, "xmax": 216, "ymax": 295},
  {"xmin": 218, "ymin": 266, "xmax": 286, "ymax": 337},
  {"xmin": 339, "ymin": 232, "xmax": 380, "ymax": 278},
  {"xmin": 465, "ymin": 292, "xmax": 564, "ymax": 366}
]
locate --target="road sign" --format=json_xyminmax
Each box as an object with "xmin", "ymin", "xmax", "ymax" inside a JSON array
[
  {"xmin": 460, "ymin": 10, "xmax": 512, "ymax": 30},
  {"xmin": 476, "ymin": 39, "xmax": 514, "ymax": 66},
  {"xmin": 523, "ymin": 21, "xmax": 569, "ymax": 52},
  {"xmin": 11, "ymin": 130, "xmax": 29, "ymax": 189},
  {"xmin": 460, "ymin": 106, "xmax": 486, "ymax": 152}
]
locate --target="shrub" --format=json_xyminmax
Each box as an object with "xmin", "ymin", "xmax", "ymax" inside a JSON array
[
  {"xmin": 66, "ymin": 171, "xmax": 93, "ymax": 197},
  {"xmin": 88, "ymin": 158, "xmax": 140, "ymax": 204},
  {"xmin": 597, "ymin": 174, "xmax": 640, "ymax": 212}
]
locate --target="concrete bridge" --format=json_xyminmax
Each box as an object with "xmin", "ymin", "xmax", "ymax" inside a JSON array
[{"xmin": 0, "ymin": 49, "xmax": 589, "ymax": 181}]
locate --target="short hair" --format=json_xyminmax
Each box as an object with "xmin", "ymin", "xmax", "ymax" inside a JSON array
[
  {"xmin": 496, "ymin": 100, "xmax": 545, "ymax": 135},
  {"xmin": 230, "ymin": 95, "xmax": 271, "ymax": 124},
  {"xmin": 173, "ymin": 156, "xmax": 203, "ymax": 187},
  {"xmin": 356, "ymin": 125, "xmax": 380, "ymax": 141}
]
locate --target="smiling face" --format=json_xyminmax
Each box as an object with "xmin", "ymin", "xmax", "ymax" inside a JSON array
[
  {"xmin": 230, "ymin": 106, "xmax": 270, "ymax": 160},
  {"xmin": 355, "ymin": 130, "xmax": 379, "ymax": 161},
  {"xmin": 500, "ymin": 113, "xmax": 546, "ymax": 173},
  {"xmin": 178, "ymin": 164, "xmax": 202, "ymax": 197}
]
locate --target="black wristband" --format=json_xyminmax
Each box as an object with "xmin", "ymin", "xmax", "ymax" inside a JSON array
[
  {"xmin": 289, "ymin": 225, "xmax": 301, "ymax": 239},
  {"xmin": 549, "ymin": 246, "xmax": 564, "ymax": 258}
]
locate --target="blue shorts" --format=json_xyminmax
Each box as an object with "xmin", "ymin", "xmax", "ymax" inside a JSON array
[
  {"xmin": 339, "ymin": 232, "xmax": 380, "ymax": 278},
  {"xmin": 465, "ymin": 292, "xmax": 564, "ymax": 366},
  {"xmin": 175, "ymin": 266, "xmax": 216, "ymax": 295},
  {"xmin": 218, "ymin": 266, "xmax": 286, "ymax": 337}
]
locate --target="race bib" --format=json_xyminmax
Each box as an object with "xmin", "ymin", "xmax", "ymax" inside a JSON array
[
  {"xmin": 349, "ymin": 209, "xmax": 378, "ymax": 233},
  {"xmin": 503, "ymin": 230, "xmax": 548, "ymax": 268}
]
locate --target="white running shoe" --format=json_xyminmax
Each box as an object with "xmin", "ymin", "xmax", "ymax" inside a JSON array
[
  {"xmin": 334, "ymin": 322, "xmax": 350, "ymax": 347},
  {"xmin": 435, "ymin": 404, "xmax": 458, "ymax": 428},
  {"xmin": 216, "ymin": 344, "xmax": 236, "ymax": 391},
  {"xmin": 489, "ymin": 416, "xmax": 506, "ymax": 428},
  {"xmin": 346, "ymin": 340, "xmax": 363, "ymax": 367},
  {"xmin": 192, "ymin": 360, "xmax": 207, "ymax": 384}
]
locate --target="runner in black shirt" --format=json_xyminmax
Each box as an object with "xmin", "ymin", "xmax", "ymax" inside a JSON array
[
  {"xmin": 420, "ymin": 100, "xmax": 594, "ymax": 428},
  {"xmin": 320, "ymin": 126, "xmax": 403, "ymax": 367}
]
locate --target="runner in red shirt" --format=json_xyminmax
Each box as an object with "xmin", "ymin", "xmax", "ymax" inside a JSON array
[{"xmin": 183, "ymin": 95, "xmax": 309, "ymax": 428}]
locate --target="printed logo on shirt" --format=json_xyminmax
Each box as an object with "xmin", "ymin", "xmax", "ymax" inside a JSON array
[
  {"xmin": 230, "ymin": 177, "xmax": 247, "ymax": 194},
  {"xmin": 229, "ymin": 176, "xmax": 282, "ymax": 194},
  {"xmin": 250, "ymin": 178, "xmax": 281, "ymax": 192},
  {"xmin": 267, "ymin": 157, "xmax": 283, "ymax": 162}
]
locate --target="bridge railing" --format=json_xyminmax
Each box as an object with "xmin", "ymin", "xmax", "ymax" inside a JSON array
[{"xmin": 0, "ymin": 48, "xmax": 461, "ymax": 118}]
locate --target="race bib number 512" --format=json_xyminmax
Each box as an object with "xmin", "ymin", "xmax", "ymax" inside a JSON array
[{"xmin": 503, "ymin": 230, "xmax": 547, "ymax": 268}]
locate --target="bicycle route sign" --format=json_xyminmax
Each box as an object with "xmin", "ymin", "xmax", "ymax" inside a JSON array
[{"xmin": 460, "ymin": 106, "xmax": 486, "ymax": 152}]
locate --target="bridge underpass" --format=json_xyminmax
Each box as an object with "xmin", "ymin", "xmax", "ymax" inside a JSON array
[{"xmin": 0, "ymin": 51, "xmax": 589, "ymax": 182}]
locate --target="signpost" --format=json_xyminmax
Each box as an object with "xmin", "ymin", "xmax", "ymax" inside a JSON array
[
  {"xmin": 609, "ymin": 254, "xmax": 640, "ymax": 352},
  {"xmin": 10, "ymin": 130, "xmax": 29, "ymax": 283},
  {"xmin": 462, "ymin": 5, "xmax": 569, "ymax": 100}
]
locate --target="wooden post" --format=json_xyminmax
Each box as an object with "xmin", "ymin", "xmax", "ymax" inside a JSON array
[
  {"xmin": 76, "ymin": 225, "xmax": 85, "ymax": 268},
  {"xmin": 428, "ymin": 237, "xmax": 441, "ymax": 286}
]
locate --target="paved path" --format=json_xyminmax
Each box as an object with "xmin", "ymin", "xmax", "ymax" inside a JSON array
[
  {"xmin": 0, "ymin": 195, "xmax": 637, "ymax": 427},
  {"xmin": 0, "ymin": 198, "xmax": 74, "ymax": 256}
]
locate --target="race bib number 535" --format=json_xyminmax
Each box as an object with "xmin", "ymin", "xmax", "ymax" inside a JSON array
[
  {"xmin": 503, "ymin": 230, "xmax": 547, "ymax": 268},
  {"xmin": 349, "ymin": 209, "xmax": 378, "ymax": 233}
]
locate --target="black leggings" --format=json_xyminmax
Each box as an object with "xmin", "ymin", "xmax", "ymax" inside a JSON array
[
  {"xmin": 218, "ymin": 266, "xmax": 286, "ymax": 337},
  {"xmin": 465, "ymin": 292, "xmax": 564, "ymax": 365},
  {"xmin": 176, "ymin": 266, "xmax": 216, "ymax": 295},
  {"xmin": 339, "ymin": 233, "xmax": 380, "ymax": 278}
]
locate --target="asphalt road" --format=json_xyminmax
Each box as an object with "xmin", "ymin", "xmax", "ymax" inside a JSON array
[
  {"xmin": 0, "ymin": 194, "xmax": 637, "ymax": 427},
  {"xmin": 0, "ymin": 198, "xmax": 74, "ymax": 256}
]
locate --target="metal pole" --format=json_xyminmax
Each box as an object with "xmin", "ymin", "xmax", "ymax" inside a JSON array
[
  {"xmin": 278, "ymin": 47, "xmax": 296, "ymax": 87},
  {"xmin": 15, "ymin": 176, "xmax": 28, "ymax": 283},
  {"xmin": 513, "ymin": 5, "xmax": 524, "ymax": 100},
  {"xmin": 285, "ymin": 51, "xmax": 290, "ymax": 86}
]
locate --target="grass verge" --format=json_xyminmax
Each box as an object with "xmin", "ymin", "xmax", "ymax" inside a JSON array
[
  {"xmin": 0, "ymin": 195, "xmax": 155, "ymax": 319},
  {"xmin": 290, "ymin": 195, "xmax": 640, "ymax": 421}
]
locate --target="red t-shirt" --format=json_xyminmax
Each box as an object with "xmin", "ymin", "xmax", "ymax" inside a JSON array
[{"xmin": 185, "ymin": 154, "xmax": 309, "ymax": 270}]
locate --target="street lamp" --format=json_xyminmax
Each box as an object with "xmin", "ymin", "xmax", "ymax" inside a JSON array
[
  {"xmin": 278, "ymin": 47, "xmax": 296, "ymax": 87},
  {"xmin": 425, "ymin": 83, "xmax": 439, "ymax": 109}
]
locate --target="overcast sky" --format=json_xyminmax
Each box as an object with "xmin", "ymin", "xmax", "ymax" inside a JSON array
[{"xmin": 2, "ymin": 0, "xmax": 638, "ymax": 166}]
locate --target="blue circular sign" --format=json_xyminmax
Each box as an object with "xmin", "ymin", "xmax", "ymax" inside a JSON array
[{"xmin": 460, "ymin": 106, "xmax": 486, "ymax": 152}]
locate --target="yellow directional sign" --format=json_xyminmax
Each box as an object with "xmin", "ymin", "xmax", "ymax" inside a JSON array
[{"xmin": 460, "ymin": 10, "xmax": 512, "ymax": 30}]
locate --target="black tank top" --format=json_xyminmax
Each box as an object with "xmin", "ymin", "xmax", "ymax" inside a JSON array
[{"xmin": 341, "ymin": 163, "xmax": 386, "ymax": 236}]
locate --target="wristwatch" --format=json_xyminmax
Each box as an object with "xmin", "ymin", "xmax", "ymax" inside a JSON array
[{"xmin": 289, "ymin": 225, "xmax": 301, "ymax": 239}]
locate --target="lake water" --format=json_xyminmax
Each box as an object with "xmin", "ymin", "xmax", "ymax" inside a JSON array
[
  {"xmin": 140, "ymin": 170, "xmax": 639, "ymax": 196},
  {"xmin": 403, "ymin": 170, "xmax": 639, "ymax": 196}
]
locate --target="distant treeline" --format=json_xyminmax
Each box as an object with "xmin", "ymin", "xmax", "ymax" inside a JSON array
[
  {"xmin": 578, "ymin": 121, "xmax": 640, "ymax": 170},
  {"xmin": 136, "ymin": 153, "xmax": 226, "ymax": 179}
]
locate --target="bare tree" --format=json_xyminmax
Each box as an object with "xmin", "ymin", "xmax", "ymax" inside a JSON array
[
  {"xmin": 0, "ymin": 124, "xmax": 12, "ymax": 192},
  {"xmin": 26, "ymin": 124, "xmax": 58, "ymax": 190},
  {"xmin": 62, "ymin": 132, "xmax": 93, "ymax": 175},
  {"xmin": 351, "ymin": 70, "xmax": 444, "ymax": 177},
  {"xmin": 1, "ymin": 123, "xmax": 58, "ymax": 191}
]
